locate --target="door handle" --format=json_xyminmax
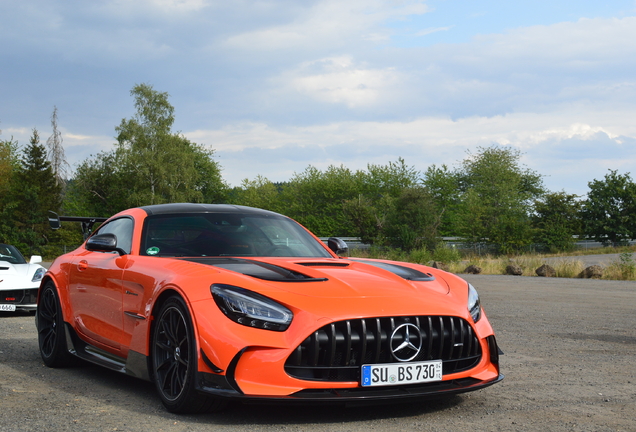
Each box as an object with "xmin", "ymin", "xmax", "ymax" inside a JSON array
[{"xmin": 77, "ymin": 260, "xmax": 88, "ymax": 271}]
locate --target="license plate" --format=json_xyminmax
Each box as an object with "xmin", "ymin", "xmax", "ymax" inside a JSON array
[
  {"xmin": 361, "ymin": 360, "xmax": 442, "ymax": 387},
  {"xmin": 0, "ymin": 304, "xmax": 17, "ymax": 312}
]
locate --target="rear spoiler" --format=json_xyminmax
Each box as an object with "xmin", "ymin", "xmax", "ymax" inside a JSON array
[{"xmin": 48, "ymin": 211, "xmax": 108, "ymax": 239}]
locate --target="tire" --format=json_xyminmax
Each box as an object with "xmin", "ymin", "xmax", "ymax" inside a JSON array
[
  {"xmin": 37, "ymin": 281, "xmax": 77, "ymax": 367},
  {"xmin": 151, "ymin": 296, "xmax": 225, "ymax": 413}
]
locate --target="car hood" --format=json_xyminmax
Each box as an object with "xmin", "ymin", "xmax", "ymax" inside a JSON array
[
  {"xmin": 0, "ymin": 262, "xmax": 41, "ymax": 289},
  {"xmin": 180, "ymin": 256, "xmax": 451, "ymax": 299},
  {"xmin": 176, "ymin": 256, "xmax": 469, "ymax": 321}
]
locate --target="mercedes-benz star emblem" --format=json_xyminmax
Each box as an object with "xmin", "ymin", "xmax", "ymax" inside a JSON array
[{"xmin": 390, "ymin": 323, "xmax": 423, "ymax": 362}]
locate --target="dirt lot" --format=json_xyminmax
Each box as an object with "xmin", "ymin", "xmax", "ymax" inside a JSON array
[{"xmin": 1, "ymin": 275, "xmax": 634, "ymax": 432}]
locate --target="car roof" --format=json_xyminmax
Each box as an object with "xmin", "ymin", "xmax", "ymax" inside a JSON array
[{"xmin": 139, "ymin": 203, "xmax": 283, "ymax": 218}]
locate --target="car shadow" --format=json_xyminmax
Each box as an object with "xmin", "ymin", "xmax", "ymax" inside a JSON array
[
  {"xmin": 70, "ymin": 364, "xmax": 464, "ymax": 424},
  {"xmin": 0, "ymin": 326, "xmax": 465, "ymax": 426},
  {"xmin": 0, "ymin": 310, "xmax": 35, "ymax": 318},
  {"xmin": 207, "ymin": 396, "xmax": 465, "ymax": 425}
]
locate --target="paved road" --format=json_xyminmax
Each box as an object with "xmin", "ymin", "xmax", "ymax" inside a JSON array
[{"xmin": 1, "ymin": 275, "xmax": 635, "ymax": 431}]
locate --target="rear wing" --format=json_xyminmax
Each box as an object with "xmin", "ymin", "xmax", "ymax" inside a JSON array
[{"xmin": 48, "ymin": 211, "xmax": 108, "ymax": 240}]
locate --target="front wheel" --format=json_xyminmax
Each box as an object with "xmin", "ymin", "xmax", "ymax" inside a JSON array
[
  {"xmin": 37, "ymin": 281, "xmax": 77, "ymax": 367},
  {"xmin": 151, "ymin": 296, "xmax": 224, "ymax": 413}
]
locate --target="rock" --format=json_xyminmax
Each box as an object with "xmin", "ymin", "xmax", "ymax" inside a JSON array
[
  {"xmin": 432, "ymin": 261, "xmax": 449, "ymax": 272},
  {"xmin": 535, "ymin": 264, "xmax": 556, "ymax": 277},
  {"xmin": 505, "ymin": 264, "xmax": 523, "ymax": 276},
  {"xmin": 464, "ymin": 264, "xmax": 482, "ymax": 274},
  {"xmin": 578, "ymin": 265, "xmax": 603, "ymax": 279}
]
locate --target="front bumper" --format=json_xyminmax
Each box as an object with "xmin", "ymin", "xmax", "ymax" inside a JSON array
[
  {"xmin": 0, "ymin": 288, "xmax": 38, "ymax": 311},
  {"xmin": 194, "ymin": 335, "xmax": 504, "ymax": 404},
  {"xmin": 196, "ymin": 370, "xmax": 504, "ymax": 405}
]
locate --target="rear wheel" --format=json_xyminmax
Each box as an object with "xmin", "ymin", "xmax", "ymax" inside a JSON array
[
  {"xmin": 37, "ymin": 281, "xmax": 77, "ymax": 367},
  {"xmin": 151, "ymin": 296, "xmax": 225, "ymax": 413}
]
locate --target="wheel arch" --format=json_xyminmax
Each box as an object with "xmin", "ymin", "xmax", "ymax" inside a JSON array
[
  {"xmin": 37, "ymin": 274, "xmax": 72, "ymax": 323},
  {"xmin": 148, "ymin": 288, "xmax": 220, "ymax": 413},
  {"xmin": 147, "ymin": 288, "xmax": 199, "ymax": 377}
]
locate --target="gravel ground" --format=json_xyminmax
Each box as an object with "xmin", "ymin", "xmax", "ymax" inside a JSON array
[{"xmin": 1, "ymin": 275, "xmax": 634, "ymax": 432}]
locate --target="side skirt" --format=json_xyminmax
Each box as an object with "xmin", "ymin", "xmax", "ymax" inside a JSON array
[{"xmin": 64, "ymin": 323, "xmax": 150, "ymax": 381}]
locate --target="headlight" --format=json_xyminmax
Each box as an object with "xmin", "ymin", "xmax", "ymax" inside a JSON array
[
  {"xmin": 211, "ymin": 284, "xmax": 293, "ymax": 331},
  {"xmin": 32, "ymin": 267, "xmax": 46, "ymax": 283},
  {"xmin": 468, "ymin": 283, "xmax": 481, "ymax": 323}
]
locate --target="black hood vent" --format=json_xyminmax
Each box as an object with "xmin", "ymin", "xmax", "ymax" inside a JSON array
[
  {"xmin": 349, "ymin": 259, "xmax": 435, "ymax": 282},
  {"xmin": 179, "ymin": 257, "xmax": 328, "ymax": 282}
]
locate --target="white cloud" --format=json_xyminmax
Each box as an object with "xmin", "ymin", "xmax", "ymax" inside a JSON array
[
  {"xmin": 195, "ymin": 110, "xmax": 635, "ymax": 153},
  {"xmin": 283, "ymin": 57, "xmax": 401, "ymax": 108},
  {"xmin": 416, "ymin": 26, "xmax": 453, "ymax": 36},
  {"xmin": 101, "ymin": 0, "xmax": 209, "ymax": 17},
  {"xmin": 191, "ymin": 106, "xmax": 636, "ymax": 195},
  {"xmin": 452, "ymin": 17, "xmax": 636, "ymax": 72},
  {"xmin": 222, "ymin": 0, "xmax": 429, "ymax": 51},
  {"xmin": 3, "ymin": 2, "xmax": 636, "ymax": 199}
]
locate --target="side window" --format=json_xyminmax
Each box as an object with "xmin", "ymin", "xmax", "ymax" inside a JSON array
[{"xmin": 95, "ymin": 218, "xmax": 134, "ymax": 254}]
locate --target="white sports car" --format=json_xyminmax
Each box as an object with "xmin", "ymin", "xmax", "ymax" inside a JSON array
[{"xmin": 0, "ymin": 243, "xmax": 46, "ymax": 312}]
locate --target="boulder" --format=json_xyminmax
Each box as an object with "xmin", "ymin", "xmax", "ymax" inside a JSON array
[
  {"xmin": 505, "ymin": 264, "xmax": 523, "ymax": 276},
  {"xmin": 464, "ymin": 264, "xmax": 482, "ymax": 274},
  {"xmin": 432, "ymin": 261, "xmax": 449, "ymax": 272},
  {"xmin": 578, "ymin": 265, "xmax": 603, "ymax": 279},
  {"xmin": 535, "ymin": 264, "xmax": 556, "ymax": 277}
]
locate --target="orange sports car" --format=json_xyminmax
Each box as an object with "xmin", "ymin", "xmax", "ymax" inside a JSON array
[{"xmin": 37, "ymin": 203, "xmax": 503, "ymax": 413}]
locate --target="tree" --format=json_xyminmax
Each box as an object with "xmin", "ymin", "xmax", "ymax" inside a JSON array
[
  {"xmin": 342, "ymin": 194, "xmax": 381, "ymax": 244},
  {"xmin": 272, "ymin": 159, "xmax": 424, "ymax": 238},
  {"xmin": 453, "ymin": 146, "xmax": 544, "ymax": 253},
  {"xmin": 360, "ymin": 158, "xmax": 420, "ymax": 197},
  {"xmin": 115, "ymin": 83, "xmax": 227, "ymax": 206},
  {"xmin": 0, "ymin": 137, "xmax": 20, "ymax": 243},
  {"xmin": 381, "ymin": 187, "xmax": 440, "ymax": 251},
  {"xmin": 583, "ymin": 170, "xmax": 636, "ymax": 246},
  {"xmin": 533, "ymin": 192, "xmax": 582, "ymax": 252},
  {"xmin": 279, "ymin": 165, "xmax": 364, "ymax": 236},
  {"xmin": 71, "ymin": 151, "xmax": 127, "ymax": 216},
  {"xmin": 422, "ymin": 164, "xmax": 461, "ymax": 236},
  {"xmin": 9, "ymin": 129, "xmax": 62, "ymax": 252},
  {"xmin": 233, "ymin": 176, "xmax": 283, "ymax": 212},
  {"xmin": 46, "ymin": 106, "xmax": 69, "ymax": 187},
  {"xmin": 0, "ymin": 137, "xmax": 18, "ymax": 205},
  {"xmin": 74, "ymin": 83, "xmax": 228, "ymax": 215}
]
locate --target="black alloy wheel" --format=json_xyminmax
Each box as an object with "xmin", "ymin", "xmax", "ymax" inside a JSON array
[
  {"xmin": 37, "ymin": 281, "xmax": 76, "ymax": 367},
  {"xmin": 151, "ymin": 296, "xmax": 223, "ymax": 413}
]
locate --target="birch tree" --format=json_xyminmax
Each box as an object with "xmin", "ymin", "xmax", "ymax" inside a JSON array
[{"xmin": 46, "ymin": 106, "xmax": 69, "ymax": 186}]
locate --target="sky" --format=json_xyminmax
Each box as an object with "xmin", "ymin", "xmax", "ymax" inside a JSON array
[{"xmin": 1, "ymin": 0, "xmax": 636, "ymax": 196}]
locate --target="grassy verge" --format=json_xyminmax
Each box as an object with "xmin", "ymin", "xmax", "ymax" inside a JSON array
[
  {"xmin": 447, "ymin": 255, "xmax": 587, "ymax": 278},
  {"xmin": 348, "ymin": 247, "xmax": 636, "ymax": 281}
]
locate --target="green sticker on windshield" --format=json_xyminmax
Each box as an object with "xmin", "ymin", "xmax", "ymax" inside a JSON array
[{"xmin": 146, "ymin": 246, "xmax": 160, "ymax": 256}]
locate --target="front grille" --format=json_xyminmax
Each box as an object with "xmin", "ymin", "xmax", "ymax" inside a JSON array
[
  {"xmin": 285, "ymin": 316, "xmax": 481, "ymax": 382},
  {"xmin": 1, "ymin": 289, "xmax": 37, "ymax": 305}
]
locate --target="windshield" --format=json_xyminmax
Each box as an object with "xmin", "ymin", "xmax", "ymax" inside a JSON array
[
  {"xmin": 140, "ymin": 213, "xmax": 332, "ymax": 258},
  {"xmin": 0, "ymin": 244, "xmax": 27, "ymax": 265}
]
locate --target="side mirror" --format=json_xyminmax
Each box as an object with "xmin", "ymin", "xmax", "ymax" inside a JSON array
[
  {"xmin": 29, "ymin": 255, "xmax": 43, "ymax": 264},
  {"xmin": 86, "ymin": 233, "xmax": 126, "ymax": 256},
  {"xmin": 327, "ymin": 237, "xmax": 349, "ymax": 256},
  {"xmin": 48, "ymin": 211, "xmax": 61, "ymax": 230}
]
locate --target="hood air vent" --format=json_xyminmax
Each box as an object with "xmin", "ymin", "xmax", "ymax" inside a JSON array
[{"xmin": 179, "ymin": 258, "xmax": 328, "ymax": 282}]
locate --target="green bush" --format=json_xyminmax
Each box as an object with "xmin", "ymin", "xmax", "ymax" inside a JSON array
[
  {"xmin": 408, "ymin": 247, "xmax": 433, "ymax": 264},
  {"xmin": 432, "ymin": 244, "xmax": 461, "ymax": 263}
]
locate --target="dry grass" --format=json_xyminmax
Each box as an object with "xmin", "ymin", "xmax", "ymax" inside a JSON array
[
  {"xmin": 450, "ymin": 254, "xmax": 585, "ymax": 277},
  {"xmin": 603, "ymin": 253, "xmax": 636, "ymax": 281},
  {"xmin": 453, "ymin": 254, "xmax": 636, "ymax": 280},
  {"xmin": 552, "ymin": 259, "xmax": 586, "ymax": 278},
  {"xmin": 350, "ymin": 248, "xmax": 636, "ymax": 281}
]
